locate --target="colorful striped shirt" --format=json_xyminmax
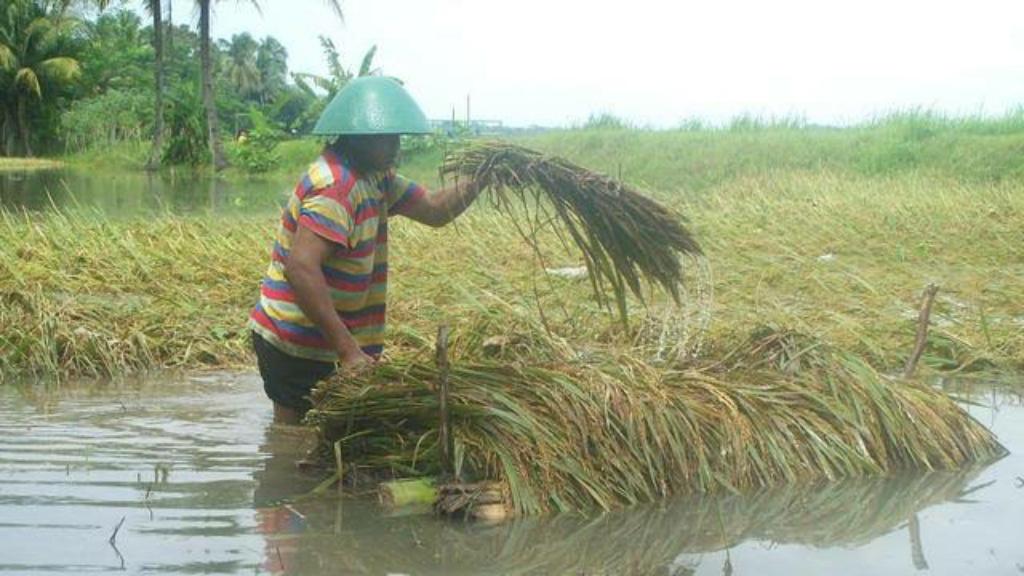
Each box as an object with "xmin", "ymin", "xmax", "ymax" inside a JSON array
[{"xmin": 249, "ymin": 149, "xmax": 426, "ymax": 362}]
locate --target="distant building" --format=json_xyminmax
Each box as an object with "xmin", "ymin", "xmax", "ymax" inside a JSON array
[
  {"xmin": 427, "ymin": 119, "xmax": 553, "ymax": 137},
  {"xmin": 428, "ymin": 119, "xmax": 504, "ymax": 136}
]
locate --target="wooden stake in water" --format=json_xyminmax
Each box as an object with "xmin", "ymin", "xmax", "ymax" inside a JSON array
[
  {"xmin": 904, "ymin": 283, "xmax": 938, "ymax": 570},
  {"xmin": 904, "ymin": 284, "xmax": 939, "ymax": 379},
  {"xmin": 436, "ymin": 326, "xmax": 454, "ymax": 479},
  {"xmin": 909, "ymin": 514, "xmax": 929, "ymax": 570}
]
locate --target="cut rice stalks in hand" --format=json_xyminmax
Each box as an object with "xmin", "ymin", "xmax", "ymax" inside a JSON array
[{"xmin": 441, "ymin": 142, "xmax": 703, "ymax": 326}]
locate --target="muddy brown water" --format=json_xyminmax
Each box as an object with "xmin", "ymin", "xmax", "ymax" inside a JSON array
[{"xmin": 0, "ymin": 374, "xmax": 1021, "ymax": 575}]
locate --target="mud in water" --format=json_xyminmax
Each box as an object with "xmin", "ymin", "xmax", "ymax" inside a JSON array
[{"xmin": 0, "ymin": 374, "xmax": 1021, "ymax": 575}]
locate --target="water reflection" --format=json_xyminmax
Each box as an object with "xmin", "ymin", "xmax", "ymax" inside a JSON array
[
  {"xmin": 0, "ymin": 375, "xmax": 271, "ymax": 574},
  {"xmin": 250, "ymin": 465, "xmax": 991, "ymax": 575},
  {"xmin": 1, "ymin": 377, "xmax": 1019, "ymax": 575},
  {"xmin": 0, "ymin": 167, "xmax": 290, "ymax": 215},
  {"xmin": 253, "ymin": 425, "xmax": 328, "ymax": 574}
]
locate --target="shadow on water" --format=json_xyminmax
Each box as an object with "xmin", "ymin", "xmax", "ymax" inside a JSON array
[
  {"xmin": 0, "ymin": 167, "xmax": 291, "ymax": 215},
  {"xmin": 1, "ymin": 375, "xmax": 1021, "ymax": 575}
]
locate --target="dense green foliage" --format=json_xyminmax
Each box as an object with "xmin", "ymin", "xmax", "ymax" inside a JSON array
[
  {"xmin": 60, "ymin": 88, "xmax": 149, "ymax": 151},
  {"xmin": 160, "ymin": 83, "xmax": 207, "ymax": 166},
  {"xmin": 0, "ymin": 0, "xmax": 82, "ymax": 156},
  {"xmin": 226, "ymin": 108, "xmax": 281, "ymax": 173},
  {"xmin": 0, "ymin": 1, "xmax": 363, "ymax": 172}
]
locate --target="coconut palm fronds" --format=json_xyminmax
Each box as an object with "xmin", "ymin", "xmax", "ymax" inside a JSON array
[
  {"xmin": 440, "ymin": 142, "xmax": 702, "ymax": 323},
  {"xmin": 305, "ymin": 335, "xmax": 1004, "ymax": 515}
]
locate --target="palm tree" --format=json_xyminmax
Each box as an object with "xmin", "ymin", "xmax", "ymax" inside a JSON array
[
  {"xmin": 0, "ymin": 0, "xmax": 80, "ymax": 157},
  {"xmin": 144, "ymin": 0, "xmax": 165, "ymax": 170},
  {"xmin": 195, "ymin": 0, "xmax": 343, "ymax": 170},
  {"xmin": 289, "ymin": 39, "xmax": 378, "ymax": 136},
  {"xmin": 223, "ymin": 32, "xmax": 260, "ymax": 101},
  {"xmin": 292, "ymin": 37, "xmax": 378, "ymax": 101},
  {"xmin": 196, "ymin": 0, "xmax": 228, "ymax": 169},
  {"xmin": 256, "ymin": 36, "xmax": 287, "ymax": 104}
]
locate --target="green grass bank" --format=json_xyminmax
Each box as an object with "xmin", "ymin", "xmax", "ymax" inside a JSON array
[
  {"xmin": 0, "ymin": 158, "xmax": 65, "ymax": 171},
  {"xmin": 59, "ymin": 110, "xmax": 1024, "ymax": 188}
]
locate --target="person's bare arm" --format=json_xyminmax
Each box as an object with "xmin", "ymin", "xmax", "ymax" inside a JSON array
[
  {"xmin": 283, "ymin": 225, "xmax": 373, "ymax": 370},
  {"xmin": 398, "ymin": 178, "xmax": 484, "ymax": 227}
]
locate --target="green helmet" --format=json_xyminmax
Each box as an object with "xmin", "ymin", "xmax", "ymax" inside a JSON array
[{"xmin": 312, "ymin": 76, "xmax": 432, "ymax": 136}]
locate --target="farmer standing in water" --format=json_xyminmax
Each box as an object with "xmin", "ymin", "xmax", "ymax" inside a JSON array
[{"xmin": 250, "ymin": 77, "xmax": 483, "ymax": 424}]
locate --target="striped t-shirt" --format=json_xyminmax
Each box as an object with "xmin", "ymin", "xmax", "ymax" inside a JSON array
[{"xmin": 249, "ymin": 149, "xmax": 426, "ymax": 362}]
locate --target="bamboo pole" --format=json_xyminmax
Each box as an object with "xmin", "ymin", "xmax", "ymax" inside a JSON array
[{"xmin": 379, "ymin": 478, "xmax": 437, "ymax": 508}]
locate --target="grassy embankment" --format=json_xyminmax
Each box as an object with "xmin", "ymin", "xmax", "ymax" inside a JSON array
[
  {"xmin": 0, "ymin": 157, "xmax": 65, "ymax": 171},
  {"xmin": 60, "ymin": 138, "xmax": 322, "ymax": 181},
  {"xmin": 4, "ymin": 114, "xmax": 1023, "ymax": 381}
]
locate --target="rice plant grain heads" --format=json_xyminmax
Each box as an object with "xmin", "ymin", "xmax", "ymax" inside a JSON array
[{"xmin": 440, "ymin": 142, "xmax": 703, "ymax": 324}]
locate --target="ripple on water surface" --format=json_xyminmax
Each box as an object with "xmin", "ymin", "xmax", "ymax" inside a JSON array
[{"xmin": 0, "ymin": 375, "xmax": 1022, "ymax": 575}]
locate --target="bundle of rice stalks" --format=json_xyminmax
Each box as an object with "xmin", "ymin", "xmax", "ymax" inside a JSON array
[
  {"xmin": 305, "ymin": 342, "xmax": 1004, "ymax": 515},
  {"xmin": 440, "ymin": 142, "xmax": 703, "ymax": 325}
]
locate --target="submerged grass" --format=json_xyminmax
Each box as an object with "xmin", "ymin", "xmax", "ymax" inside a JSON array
[{"xmin": 695, "ymin": 171, "xmax": 1024, "ymax": 370}]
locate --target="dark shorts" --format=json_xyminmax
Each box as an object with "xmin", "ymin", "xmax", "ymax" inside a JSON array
[{"xmin": 251, "ymin": 331, "xmax": 336, "ymax": 411}]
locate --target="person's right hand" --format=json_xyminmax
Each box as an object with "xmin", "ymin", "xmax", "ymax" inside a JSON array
[{"xmin": 339, "ymin": 348, "xmax": 375, "ymax": 376}]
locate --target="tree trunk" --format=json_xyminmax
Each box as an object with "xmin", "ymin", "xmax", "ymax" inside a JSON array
[
  {"xmin": 198, "ymin": 0, "xmax": 228, "ymax": 171},
  {"xmin": 4, "ymin": 107, "xmax": 15, "ymax": 157},
  {"xmin": 146, "ymin": 0, "xmax": 165, "ymax": 171},
  {"xmin": 166, "ymin": 0, "xmax": 173, "ymax": 54},
  {"xmin": 0, "ymin": 107, "xmax": 10, "ymax": 156},
  {"xmin": 17, "ymin": 95, "xmax": 33, "ymax": 157}
]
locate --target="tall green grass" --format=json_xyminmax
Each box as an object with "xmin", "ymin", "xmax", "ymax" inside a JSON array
[
  {"xmin": 60, "ymin": 109, "xmax": 1024, "ymax": 187},
  {"xmin": 517, "ymin": 110, "xmax": 1024, "ymax": 195}
]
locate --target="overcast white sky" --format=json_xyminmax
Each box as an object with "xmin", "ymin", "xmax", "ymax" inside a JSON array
[{"xmin": 153, "ymin": 0, "xmax": 1024, "ymax": 128}]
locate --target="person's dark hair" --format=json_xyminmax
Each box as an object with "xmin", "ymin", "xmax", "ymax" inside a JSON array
[{"xmin": 329, "ymin": 135, "xmax": 381, "ymax": 174}]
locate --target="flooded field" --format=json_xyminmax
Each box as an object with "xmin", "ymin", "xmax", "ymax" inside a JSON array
[
  {"xmin": 0, "ymin": 375, "xmax": 1021, "ymax": 575},
  {"xmin": 0, "ymin": 167, "xmax": 288, "ymax": 215}
]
